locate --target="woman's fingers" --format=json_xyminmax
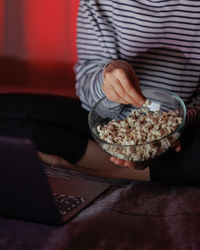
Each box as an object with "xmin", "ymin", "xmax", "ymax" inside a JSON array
[
  {"xmin": 103, "ymin": 78, "xmax": 141, "ymax": 105},
  {"xmin": 110, "ymin": 156, "xmax": 136, "ymax": 168},
  {"xmin": 110, "ymin": 156, "xmax": 149, "ymax": 170},
  {"xmin": 103, "ymin": 60, "xmax": 145, "ymax": 107},
  {"xmin": 103, "ymin": 75, "xmax": 144, "ymax": 107},
  {"xmin": 172, "ymin": 141, "xmax": 181, "ymax": 152},
  {"xmin": 117, "ymin": 71, "xmax": 145, "ymax": 107}
]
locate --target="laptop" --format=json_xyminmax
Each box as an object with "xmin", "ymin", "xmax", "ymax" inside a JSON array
[{"xmin": 0, "ymin": 136, "xmax": 110, "ymax": 225}]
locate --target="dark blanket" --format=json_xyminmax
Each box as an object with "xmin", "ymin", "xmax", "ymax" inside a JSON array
[{"xmin": 0, "ymin": 166, "xmax": 200, "ymax": 250}]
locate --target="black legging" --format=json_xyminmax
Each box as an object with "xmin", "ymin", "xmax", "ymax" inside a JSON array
[
  {"xmin": 0, "ymin": 94, "xmax": 92, "ymax": 163},
  {"xmin": 150, "ymin": 120, "xmax": 200, "ymax": 185},
  {"xmin": 0, "ymin": 93, "xmax": 199, "ymax": 185}
]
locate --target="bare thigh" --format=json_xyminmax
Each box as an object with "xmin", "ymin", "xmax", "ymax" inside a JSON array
[{"xmin": 39, "ymin": 139, "xmax": 150, "ymax": 181}]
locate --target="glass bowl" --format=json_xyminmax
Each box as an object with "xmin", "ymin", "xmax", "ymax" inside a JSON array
[{"xmin": 88, "ymin": 87, "xmax": 186, "ymax": 167}]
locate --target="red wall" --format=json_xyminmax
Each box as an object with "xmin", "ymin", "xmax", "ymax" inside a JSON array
[
  {"xmin": 0, "ymin": 0, "xmax": 79, "ymax": 97},
  {"xmin": 0, "ymin": 0, "xmax": 3, "ymax": 52},
  {"xmin": 25, "ymin": 0, "xmax": 78, "ymax": 63}
]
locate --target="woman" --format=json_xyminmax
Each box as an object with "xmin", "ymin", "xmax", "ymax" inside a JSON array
[{"xmin": 0, "ymin": 0, "xmax": 199, "ymax": 184}]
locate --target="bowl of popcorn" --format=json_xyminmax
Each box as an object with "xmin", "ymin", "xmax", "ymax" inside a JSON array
[{"xmin": 88, "ymin": 87, "xmax": 186, "ymax": 168}]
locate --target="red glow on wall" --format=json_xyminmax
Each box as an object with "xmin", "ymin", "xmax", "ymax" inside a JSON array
[
  {"xmin": 25, "ymin": 0, "xmax": 78, "ymax": 63},
  {"xmin": 0, "ymin": 0, "xmax": 3, "ymax": 52}
]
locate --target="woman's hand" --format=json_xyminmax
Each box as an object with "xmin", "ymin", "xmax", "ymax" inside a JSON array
[{"xmin": 102, "ymin": 60, "xmax": 145, "ymax": 107}]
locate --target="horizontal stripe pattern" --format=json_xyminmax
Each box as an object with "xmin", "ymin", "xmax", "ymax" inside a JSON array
[{"xmin": 75, "ymin": 0, "xmax": 200, "ymax": 124}]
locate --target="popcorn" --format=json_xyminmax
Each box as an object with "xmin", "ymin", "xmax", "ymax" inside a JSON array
[{"xmin": 97, "ymin": 100, "xmax": 183, "ymax": 162}]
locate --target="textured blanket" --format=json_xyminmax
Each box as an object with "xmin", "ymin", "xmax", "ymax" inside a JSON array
[{"xmin": 0, "ymin": 165, "xmax": 200, "ymax": 250}]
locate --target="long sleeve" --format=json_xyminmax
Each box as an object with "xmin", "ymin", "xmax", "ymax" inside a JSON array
[
  {"xmin": 186, "ymin": 81, "xmax": 200, "ymax": 126},
  {"xmin": 74, "ymin": 0, "xmax": 117, "ymax": 111}
]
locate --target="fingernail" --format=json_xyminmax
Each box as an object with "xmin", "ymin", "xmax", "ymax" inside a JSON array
[{"xmin": 110, "ymin": 157, "xmax": 114, "ymax": 162}]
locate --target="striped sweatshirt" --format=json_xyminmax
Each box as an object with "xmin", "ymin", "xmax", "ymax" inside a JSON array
[{"xmin": 74, "ymin": 0, "xmax": 200, "ymax": 125}]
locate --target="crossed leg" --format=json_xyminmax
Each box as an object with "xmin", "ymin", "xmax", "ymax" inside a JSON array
[{"xmin": 38, "ymin": 139, "xmax": 150, "ymax": 181}]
